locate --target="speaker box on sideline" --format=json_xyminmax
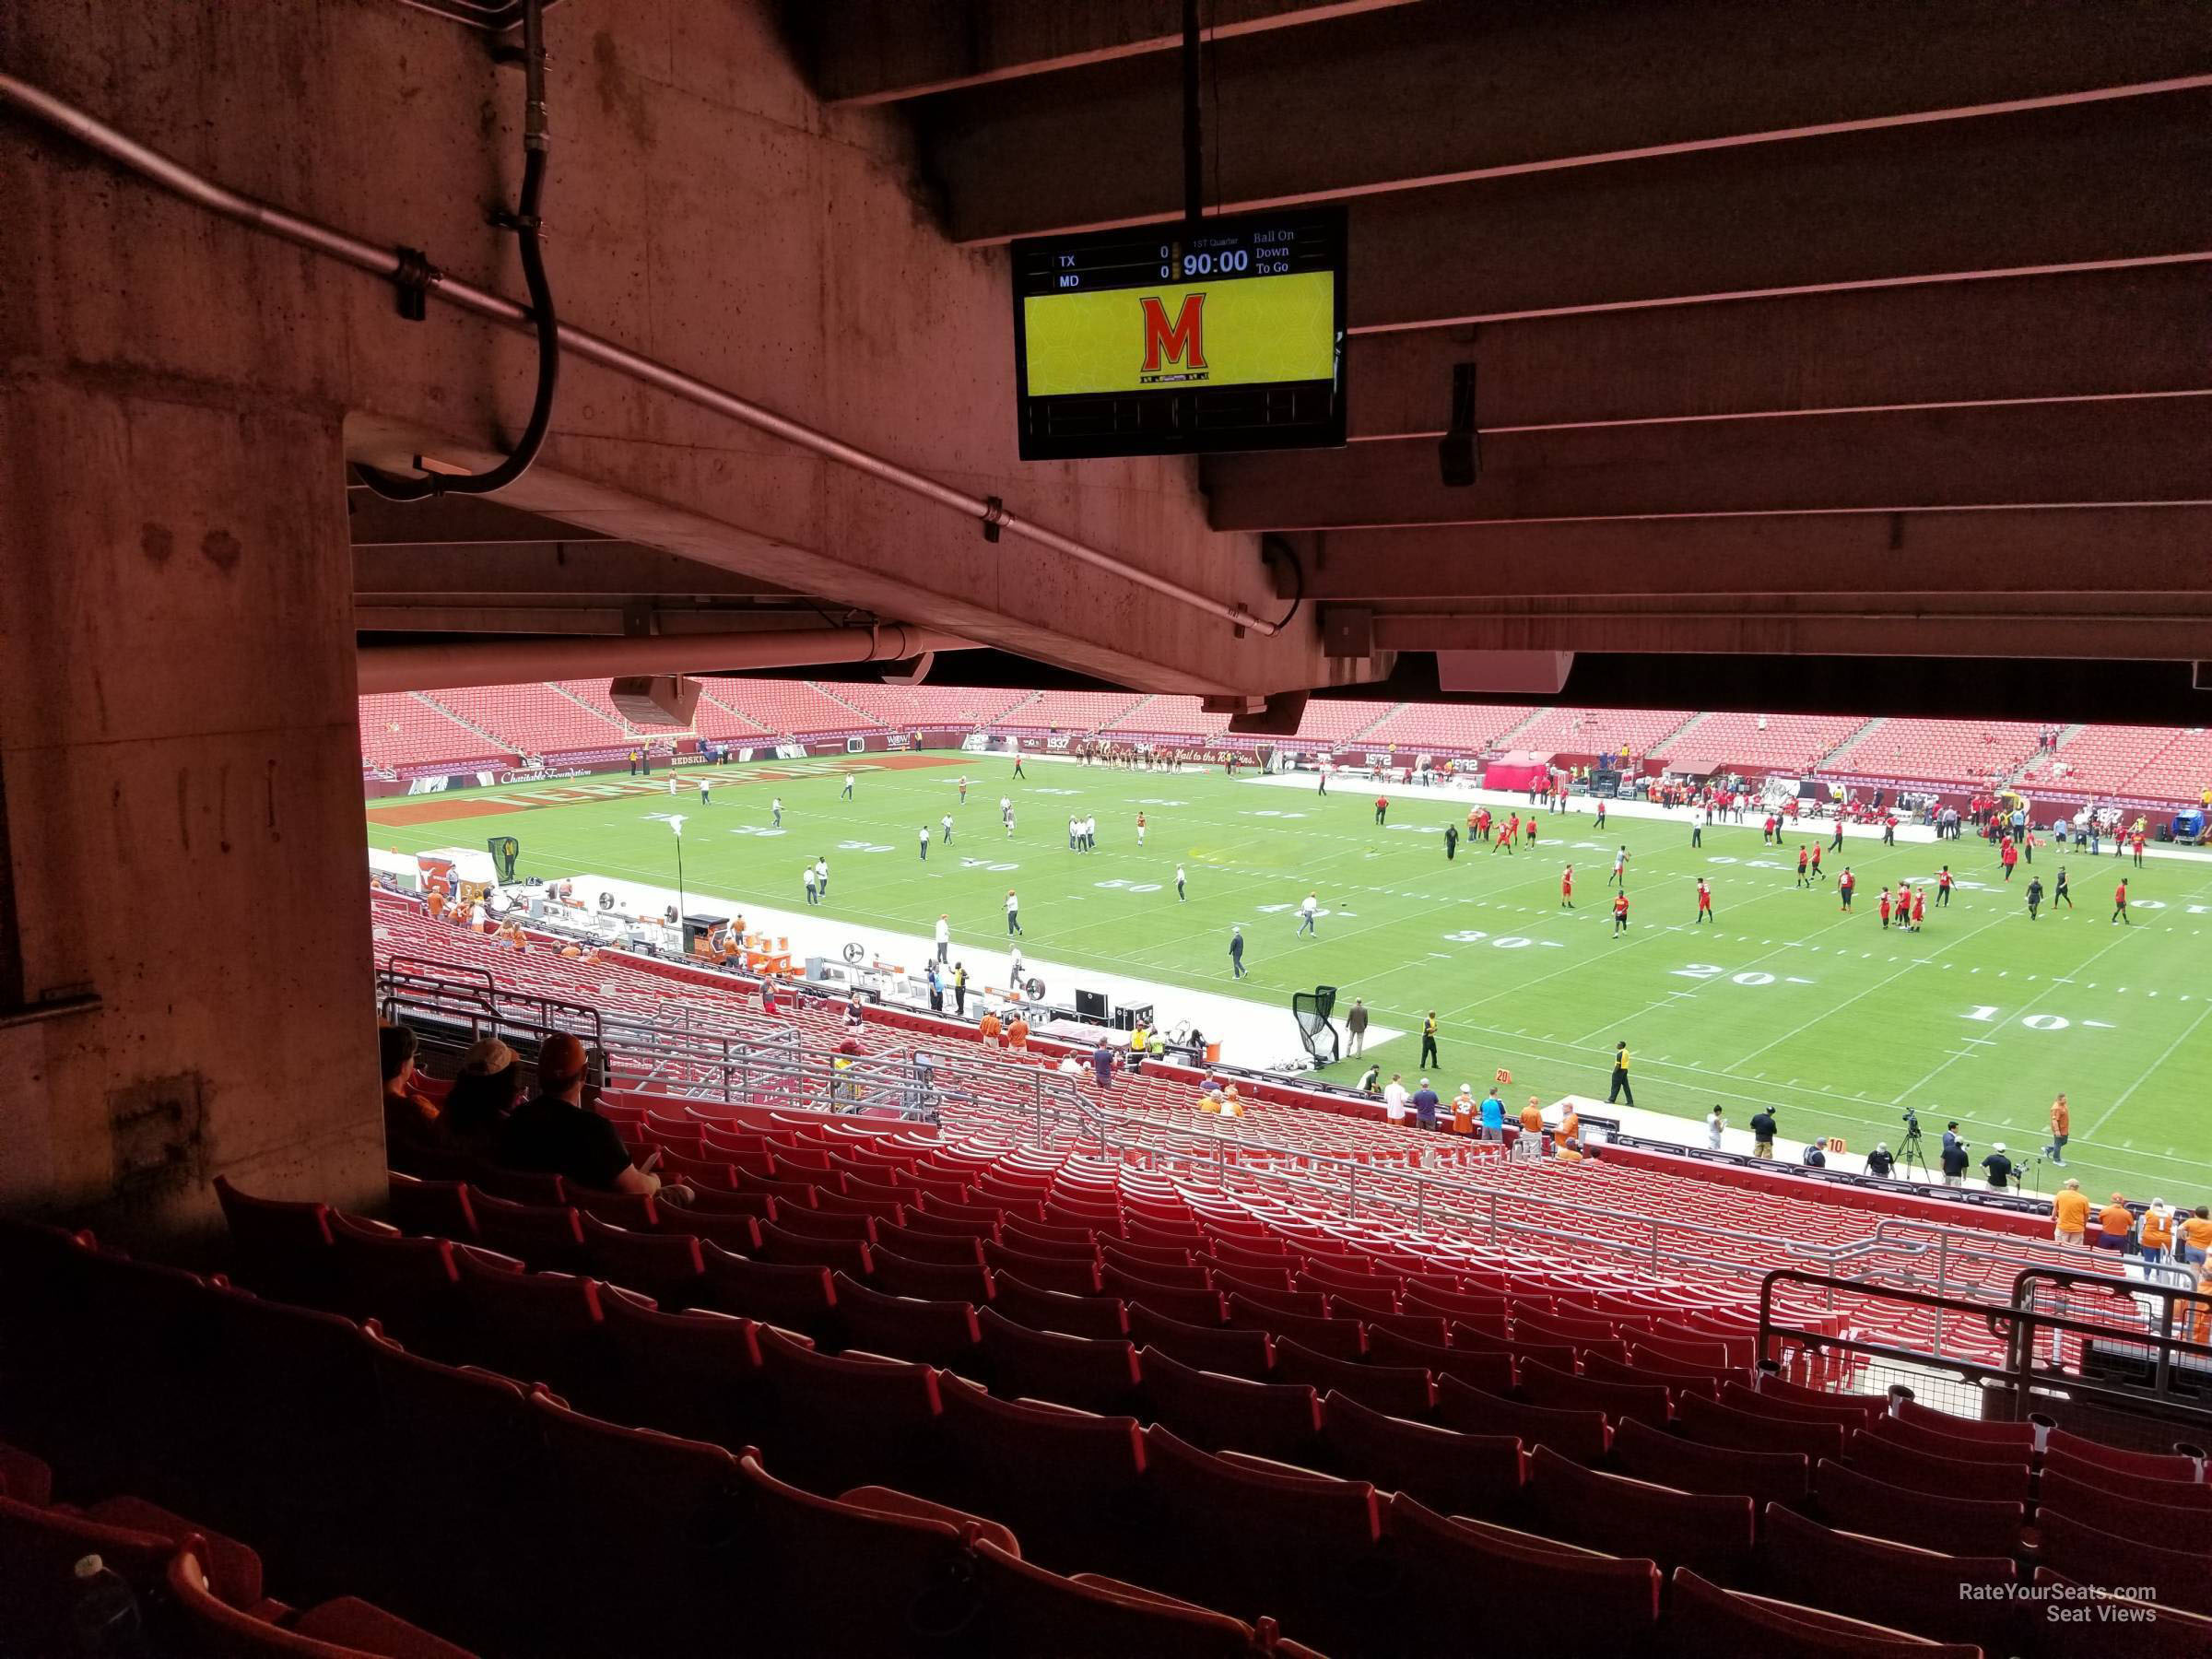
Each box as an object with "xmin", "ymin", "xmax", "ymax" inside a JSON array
[{"xmin": 609, "ymin": 675, "xmax": 701, "ymax": 728}]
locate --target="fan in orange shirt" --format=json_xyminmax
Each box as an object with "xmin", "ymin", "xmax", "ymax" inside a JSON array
[
  {"xmin": 2050, "ymin": 1181, "xmax": 2090, "ymax": 1246},
  {"xmin": 2095, "ymin": 1195, "xmax": 2133, "ymax": 1245}
]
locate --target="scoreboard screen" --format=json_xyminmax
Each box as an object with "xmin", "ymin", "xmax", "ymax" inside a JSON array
[{"xmin": 1012, "ymin": 206, "xmax": 1347, "ymax": 460}]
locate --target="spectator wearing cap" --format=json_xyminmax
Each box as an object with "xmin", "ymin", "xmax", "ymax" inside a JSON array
[
  {"xmin": 380, "ymin": 1023, "xmax": 456, "ymax": 1170},
  {"xmin": 441, "ymin": 1037, "xmax": 524, "ymax": 1159},
  {"xmin": 2051, "ymin": 1179, "xmax": 2090, "ymax": 1245},
  {"xmin": 2095, "ymin": 1194, "xmax": 2135, "ymax": 1252},
  {"xmin": 496, "ymin": 1033, "xmax": 670, "ymax": 1198},
  {"xmin": 1412, "ymin": 1078, "xmax": 1441, "ymax": 1131}
]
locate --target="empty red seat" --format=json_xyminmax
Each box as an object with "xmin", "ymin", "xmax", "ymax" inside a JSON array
[
  {"xmin": 1402, "ymin": 1284, "xmax": 1512, "ymax": 1330},
  {"xmin": 472, "ymin": 1165, "xmax": 568, "ymax": 1206},
  {"xmin": 1226, "ymin": 1295, "xmax": 1362, "ymax": 1358},
  {"xmin": 1844, "ymin": 1426, "xmax": 2031, "ymax": 1502},
  {"xmin": 1519, "ymin": 1358, "xmax": 1671, "ymax": 1427},
  {"xmin": 328, "ymin": 1213, "xmax": 462, "ymax": 1342},
  {"xmin": 450, "ymin": 1245, "xmax": 602, "ymax": 1395},
  {"xmin": 1360, "ymin": 1325, "xmax": 1512, "ymax": 1394},
  {"xmin": 755, "ymin": 1220, "xmax": 874, "ymax": 1277},
  {"xmin": 1528, "ymin": 1444, "xmax": 1754, "ymax": 1579},
  {"xmin": 968, "ymin": 1536, "xmax": 1295, "ymax": 1659},
  {"xmin": 1668, "ymin": 1566, "xmax": 1983, "ymax": 1658},
  {"xmin": 1213, "ymin": 1282, "xmax": 1329, "ymax": 1319},
  {"xmin": 870, "ymin": 1248, "xmax": 994, "ymax": 1304},
  {"xmin": 1612, "ymin": 1416, "xmax": 1808, "ymax": 1506},
  {"xmin": 934, "ymin": 1377, "xmax": 1148, "ymax": 1577},
  {"xmin": 768, "ymin": 1203, "xmax": 877, "ymax": 1241},
  {"xmin": 2037, "ymin": 1507, "xmax": 2212, "ymax": 1616},
  {"xmin": 871, "ymin": 1220, "xmax": 986, "ymax": 1265},
  {"xmin": 1136, "ymin": 1347, "xmax": 1324, "ymax": 1465},
  {"xmin": 2043, "ymin": 1427, "xmax": 2204, "ymax": 1483},
  {"xmin": 214, "ymin": 1176, "xmax": 336, "ymax": 1309},
  {"xmin": 561, "ymin": 1186, "xmax": 658, "ymax": 1229},
  {"xmin": 982, "ymin": 1242, "xmax": 1100, "ymax": 1295},
  {"xmin": 991, "ymin": 1273, "xmax": 1130, "ymax": 1339},
  {"xmin": 1126, "ymin": 1303, "xmax": 1275, "ymax": 1380},
  {"xmin": 1722, "ymin": 1379, "xmax": 1875, "ymax": 1430},
  {"xmin": 1757, "ymin": 1500, "xmax": 2020, "ymax": 1650},
  {"xmin": 1100, "ymin": 1265, "xmax": 1224, "ymax": 1324},
  {"xmin": 1894, "ymin": 1396, "xmax": 2036, "ymax": 1444},
  {"xmin": 2028, "ymin": 1567, "xmax": 2212, "ymax": 1658},
  {"xmin": 385, "ymin": 1172, "xmax": 478, "ymax": 1241},
  {"xmin": 830, "ymin": 1272, "xmax": 981, "ymax": 1370},
  {"xmin": 1864, "ymin": 1409, "xmax": 2042, "ymax": 1465},
  {"xmin": 977, "ymin": 1307, "xmax": 1141, "ymax": 1415},
  {"xmin": 1435, "ymin": 1374, "xmax": 1609, "ymax": 1465},
  {"xmin": 2037, "ymin": 1458, "xmax": 2212, "ymax": 1516},
  {"xmin": 1268, "ymin": 1339, "xmax": 1433, "ymax": 1420},
  {"xmin": 1813, "ymin": 1458, "xmax": 2024, "ymax": 1559},
  {"xmin": 594, "ymin": 1288, "xmax": 764, "ymax": 1450},
  {"xmin": 1590, "ymin": 1347, "xmax": 1724, "ymax": 1396},
  {"xmin": 1450, "ymin": 1322, "xmax": 1574, "ymax": 1371},
  {"xmin": 1382, "ymin": 1497, "xmax": 1662, "ymax": 1652},
  {"xmin": 1135, "ymin": 1428, "xmax": 1382, "ymax": 1655},
  {"xmin": 1320, "ymin": 1391, "xmax": 1523, "ymax": 1519},
  {"xmin": 752, "ymin": 1324, "xmax": 943, "ymax": 1495},
  {"xmin": 1100, "ymin": 1241, "xmax": 1200, "ymax": 1277},
  {"xmin": 167, "ymin": 1540, "xmax": 476, "ymax": 1659},
  {"xmin": 579, "ymin": 1214, "xmax": 704, "ymax": 1308},
  {"xmin": 1752, "ymin": 1371, "xmax": 1887, "ymax": 1424},
  {"xmin": 694, "ymin": 1241, "xmax": 838, "ymax": 1335},
  {"xmin": 466, "ymin": 1192, "xmax": 586, "ymax": 1272},
  {"xmin": 1679, "ymin": 1390, "xmax": 1846, "ymax": 1462}
]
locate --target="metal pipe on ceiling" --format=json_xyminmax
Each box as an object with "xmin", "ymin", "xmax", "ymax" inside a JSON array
[
  {"xmin": 0, "ymin": 73, "xmax": 1279, "ymax": 640},
  {"xmin": 356, "ymin": 623, "xmax": 973, "ymax": 694}
]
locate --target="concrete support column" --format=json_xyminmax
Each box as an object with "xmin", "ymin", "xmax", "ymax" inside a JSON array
[{"xmin": 0, "ymin": 376, "xmax": 383, "ymax": 1243}]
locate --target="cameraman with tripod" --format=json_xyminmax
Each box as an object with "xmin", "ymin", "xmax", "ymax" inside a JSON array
[{"xmin": 1897, "ymin": 1107, "xmax": 1931, "ymax": 1180}]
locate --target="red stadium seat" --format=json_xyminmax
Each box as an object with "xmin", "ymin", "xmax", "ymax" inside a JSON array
[
  {"xmin": 1125, "ymin": 1303, "xmax": 1275, "ymax": 1380},
  {"xmin": 1758, "ymin": 1501, "xmax": 2020, "ymax": 1650},
  {"xmin": 871, "ymin": 1219, "xmax": 987, "ymax": 1265},
  {"xmin": 830, "ymin": 1272, "xmax": 982, "ymax": 1370},
  {"xmin": 1136, "ymin": 1347, "xmax": 1324, "ymax": 1465},
  {"xmin": 1227, "ymin": 1294, "xmax": 1363, "ymax": 1357},
  {"xmin": 1813, "ymin": 1457, "xmax": 2024, "ymax": 1559},
  {"xmin": 385, "ymin": 1172, "xmax": 478, "ymax": 1241},
  {"xmin": 465, "ymin": 1192, "xmax": 586, "ymax": 1272},
  {"xmin": 593, "ymin": 1289, "xmax": 764, "ymax": 1449},
  {"xmin": 1319, "ymin": 1391, "xmax": 1524, "ymax": 1519},
  {"xmin": 1611, "ymin": 1416, "xmax": 1809, "ymax": 1506},
  {"xmin": 976, "ymin": 1307, "xmax": 1142, "ymax": 1415},
  {"xmin": 1527, "ymin": 1444, "xmax": 1755, "ymax": 1579},
  {"xmin": 1844, "ymin": 1426, "xmax": 2032, "ymax": 1502},
  {"xmin": 694, "ymin": 1241, "xmax": 838, "ymax": 1335},
  {"xmin": 1360, "ymin": 1325, "xmax": 1513, "ymax": 1393},
  {"xmin": 1434, "ymin": 1374, "xmax": 1609, "ymax": 1465},
  {"xmin": 755, "ymin": 1219, "xmax": 874, "ymax": 1277},
  {"xmin": 751, "ymin": 1324, "xmax": 943, "ymax": 1494},
  {"xmin": 991, "ymin": 1272, "xmax": 1130, "ymax": 1339},
  {"xmin": 1382, "ymin": 1497, "xmax": 1663, "ymax": 1652},
  {"xmin": 869, "ymin": 1248, "xmax": 994, "ymax": 1303},
  {"xmin": 934, "ymin": 1378, "xmax": 1148, "ymax": 1576},
  {"xmin": 578, "ymin": 1214, "xmax": 704, "ymax": 1308},
  {"xmin": 2036, "ymin": 1458, "xmax": 2212, "ymax": 1515},
  {"xmin": 167, "ymin": 1541, "xmax": 475, "ymax": 1658},
  {"xmin": 982, "ymin": 1242, "xmax": 1101, "ymax": 1294},
  {"xmin": 1667, "ymin": 1567, "xmax": 1983, "ymax": 1658},
  {"xmin": 2042, "ymin": 1427, "xmax": 2204, "ymax": 1483},
  {"xmin": 766, "ymin": 1203, "xmax": 877, "ymax": 1241},
  {"xmin": 967, "ymin": 1537, "xmax": 1297, "ymax": 1659},
  {"xmin": 1866, "ymin": 1410, "xmax": 2047, "ymax": 1465},
  {"xmin": 214, "ymin": 1176, "xmax": 336, "ymax": 1309},
  {"xmin": 1679, "ymin": 1390, "xmax": 1847, "ymax": 1461},
  {"xmin": 1268, "ymin": 1338, "xmax": 1434, "ymax": 1420},
  {"xmin": 1519, "ymin": 1357, "xmax": 1672, "ymax": 1427},
  {"xmin": 2036, "ymin": 1507, "xmax": 2212, "ymax": 1616}
]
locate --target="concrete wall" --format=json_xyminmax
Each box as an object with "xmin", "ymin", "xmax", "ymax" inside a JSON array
[{"xmin": 0, "ymin": 0, "xmax": 1335, "ymax": 1236}]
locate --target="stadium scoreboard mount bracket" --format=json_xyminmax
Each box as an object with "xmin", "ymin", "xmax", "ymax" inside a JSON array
[{"xmin": 1012, "ymin": 207, "xmax": 1347, "ymax": 460}]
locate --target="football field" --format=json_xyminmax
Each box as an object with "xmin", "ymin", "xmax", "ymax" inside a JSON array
[{"xmin": 369, "ymin": 753, "xmax": 2212, "ymax": 1205}]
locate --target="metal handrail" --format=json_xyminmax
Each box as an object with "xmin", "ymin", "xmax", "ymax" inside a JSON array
[{"xmin": 1759, "ymin": 1265, "xmax": 2212, "ymax": 1431}]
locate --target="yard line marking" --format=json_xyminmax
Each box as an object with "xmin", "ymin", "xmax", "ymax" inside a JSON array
[{"xmin": 2087, "ymin": 1000, "xmax": 2212, "ymax": 1140}]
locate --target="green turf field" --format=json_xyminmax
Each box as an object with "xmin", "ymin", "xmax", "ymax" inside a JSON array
[{"xmin": 370, "ymin": 752, "xmax": 2212, "ymax": 1205}]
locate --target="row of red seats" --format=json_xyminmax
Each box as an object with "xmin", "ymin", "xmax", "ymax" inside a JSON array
[
  {"xmin": 1, "ymin": 1436, "xmax": 466, "ymax": 1657},
  {"xmin": 210, "ymin": 1181, "xmax": 2212, "ymax": 1656}
]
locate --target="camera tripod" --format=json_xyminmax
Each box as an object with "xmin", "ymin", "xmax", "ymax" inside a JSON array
[{"xmin": 1897, "ymin": 1120, "xmax": 1930, "ymax": 1180}]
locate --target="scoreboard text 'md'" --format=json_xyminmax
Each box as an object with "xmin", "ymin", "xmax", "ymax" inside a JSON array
[{"xmin": 1012, "ymin": 207, "xmax": 1347, "ymax": 461}]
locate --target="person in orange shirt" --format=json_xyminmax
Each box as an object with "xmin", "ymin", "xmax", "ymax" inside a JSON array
[
  {"xmin": 2139, "ymin": 1201, "xmax": 2173, "ymax": 1265},
  {"xmin": 1517, "ymin": 1096, "xmax": 1546, "ymax": 1159},
  {"xmin": 1006, "ymin": 1015, "xmax": 1030, "ymax": 1053},
  {"xmin": 1219, "ymin": 1085, "xmax": 1245, "ymax": 1119},
  {"xmin": 2045, "ymin": 1093, "xmax": 2070, "ymax": 1166},
  {"xmin": 1559, "ymin": 1105, "xmax": 1581, "ymax": 1148},
  {"xmin": 2051, "ymin": 1180, "xmax": 2090, "ymax": 1246},
  {"xmin": 1555, "ymin": 1139, "xmax": 1583, "ymax": 1162},
  {"xmin": 2095, "ymin": 1194, "xmax": 2134, "ymax": 1251},
  {"xmin": 2182, "ymin": 1206, "xmax": 2212, "ymax": 1267},
  {"xmin": 979, "ymin": 1009, "xmax": 1002, "ymax": 1044},
  {"xmin": 1450, "ymin": 1086, "xmax": 1476, "ymax": 1135}
]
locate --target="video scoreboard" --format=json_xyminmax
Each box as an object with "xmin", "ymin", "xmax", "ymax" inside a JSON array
[{"xmin": 1012, "ymin": 206, "xmax": 1347, "ymax": 460}]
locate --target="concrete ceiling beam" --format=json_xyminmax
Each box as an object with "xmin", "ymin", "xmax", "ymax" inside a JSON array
[
  {"xmin": 1345, "ymin": 265, "xmax": 2212, "ymax": 441},
  {"xmin": 931, "ymin": 0, "xmax": 2212, "ymax": 244},
  {"xmin": 1292, "ymin": 508, "xmax": 2212, "ymax": 602},
  {"xmin": 808, "ymin": 0, "xmax": 1416, "ymax": 105},
  {"xmin": 1206, "ymin": 396, "xmax": 2212, "ymax": 529}
]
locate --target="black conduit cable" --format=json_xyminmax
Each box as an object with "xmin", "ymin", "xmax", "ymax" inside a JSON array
[{"xmin": 358, "ymin": 0, "xmax": 559, "ymax": 501}]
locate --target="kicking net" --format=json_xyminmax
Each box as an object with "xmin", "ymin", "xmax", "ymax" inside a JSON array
[{"xmin": 1292, "ymin": 985, "xmax": 1340, "ymax": 1065}]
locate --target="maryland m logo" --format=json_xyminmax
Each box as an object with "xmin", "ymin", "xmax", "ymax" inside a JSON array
[{"xmin": 1139, "ymin": 293, "xmax": 1207, "ymax": 379}]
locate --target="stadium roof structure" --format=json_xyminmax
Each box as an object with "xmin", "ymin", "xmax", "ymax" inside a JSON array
[{"xmin": 337, "ymin": 1, "xmax": 2212, "ymax": 723}]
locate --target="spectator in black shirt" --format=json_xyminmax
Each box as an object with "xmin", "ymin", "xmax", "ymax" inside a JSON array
[
  {"xmin": 1748, "ymin": 1109, "xmax": 1778, "ymax": 1159},
  {"xmin": 1941, "ymin": 1136, "xmax": 1971, "ymax": 1187},
  {"xmin": 1865, "ymin": 1144, "xmax": 1895, "ymax": 1178},
  {"xmin": 1800, "ymin": 1139, "xmax": 1827, "ymax": 1169},
  {"xmin": 1982, "ymin": 1144, "xmax": 2015, "ymax": 1191},
  {"xmin": 496, "ymin": 1033, "xmax": 671, "ymax": 1197}
]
